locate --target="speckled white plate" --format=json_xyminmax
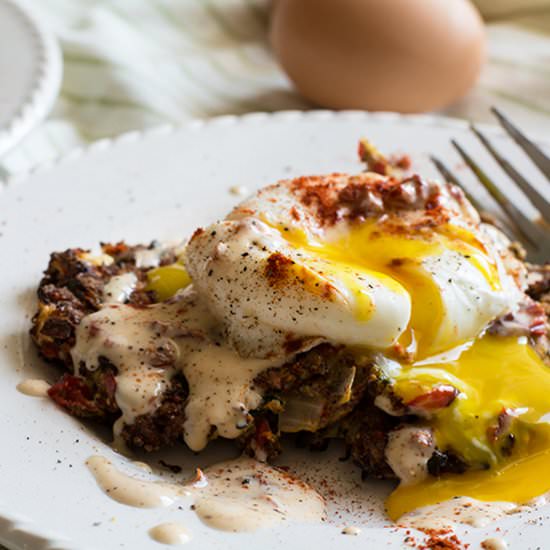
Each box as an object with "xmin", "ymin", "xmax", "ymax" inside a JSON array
[
  {"xmin": 0, "ymin": 0, "xmax": 62, "ymax": 157},
  {"xmin": 1, "ymin": 111, "xmax": 549, "ymax": 550}
]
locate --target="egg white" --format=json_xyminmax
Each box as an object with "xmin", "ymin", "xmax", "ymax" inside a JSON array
[{"xmin": 185, "ymin": 175, "xmax": 522, "ymax": 359}]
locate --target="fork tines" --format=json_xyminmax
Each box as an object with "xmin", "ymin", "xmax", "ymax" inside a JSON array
[
  {"xmin": 491, "ymin": 107, "xmax": 550, "ymax": 182},
  {"xmin": 431, "ymin": 109, "xmax": 550, "ymax": 263}
]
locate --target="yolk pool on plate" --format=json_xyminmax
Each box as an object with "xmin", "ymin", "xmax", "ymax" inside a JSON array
[{"xmin": 386, "ymin": 335, "xmax": 550, "ymax": 520}]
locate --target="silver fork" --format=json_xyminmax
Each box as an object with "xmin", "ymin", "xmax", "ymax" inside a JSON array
[{"xmin": 431, "ymin": 107, "xmax": 550, "ymax": 264}]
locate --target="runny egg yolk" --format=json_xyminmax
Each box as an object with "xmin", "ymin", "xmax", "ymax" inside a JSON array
[
  {"xmin": 274, "ymin": 220, "xmax": 501, "ymax": 359},
  {"xmin": 387, "ymin": 335, "xmax": 550, "ymax": 520},
  {"xmin": 273, "ymin": 219, "xmax": 550, "ymax": 519}
]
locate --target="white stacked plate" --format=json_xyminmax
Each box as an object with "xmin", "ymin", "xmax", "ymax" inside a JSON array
[{"xmin": 0, "ymin": 0, "xmax": 62, "ymax": 157}]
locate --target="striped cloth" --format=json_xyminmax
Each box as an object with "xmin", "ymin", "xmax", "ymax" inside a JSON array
[{"xmin": 1, "ymin": 0, "xmax": 550, "ymax": 178}]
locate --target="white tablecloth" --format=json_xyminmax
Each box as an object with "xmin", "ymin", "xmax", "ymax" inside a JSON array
[{"xmin": 1, "ymin": 0, "xmax": 549, "ymax": 177}]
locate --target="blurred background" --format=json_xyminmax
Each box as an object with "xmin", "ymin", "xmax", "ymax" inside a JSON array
[{"xmin": 1, "ymin": 0, "xmax": 549, "ymax": 178}]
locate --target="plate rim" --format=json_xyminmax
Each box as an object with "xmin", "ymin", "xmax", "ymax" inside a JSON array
[
  {"xmin": 1, "ymin": 108, "xmax": 547, "ymax": 550},
  {"xmin": 0, "ymin": 0, "xmax": 63, "ymax": 158},
  {"xmin": 6, "ymin": 108, "xmax": 550, "ymax": 189}
]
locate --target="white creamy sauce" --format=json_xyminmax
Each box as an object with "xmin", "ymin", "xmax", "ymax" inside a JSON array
[
  {"xmin": 481, "ymin": 537, "xmax": 508, "ymax": 550},
  {"xmin": 16, "ymin": 379, "xmax": 51, "ymax": 397},
  {"xmin": 341, "ymin": 526, "xmax": 361, "ymax": 535},
  {"xmin": 86, "ymin": 456, "xmax": 189, "ymax": 508},
  {"xmin": 134, "ymin": 241, "xmax": 187, "ymax": 269},
  {"xmin": 87, "ymin": 456, "xmax": 325, "ymax": 532},
  {"xmin": 190, "ymin": 458, "xmax": 325, "ymax": 532},
  {"xmin": 148, "ymin": 523, "xmax": 191, "ymax": 545},
  {"xmin": 103, "ymin": 273, "xmax": 138, "ymax": 304},
  {"xmin": 72, "ymin": 297, "xmax": 180, "ymax": 432},
  {"xmin": 182, "ymin": 346, "xmax": 276, "ymax": 451},
  {"xmin": 135, "ymin": 249, "xmax": 162, "ymax": 269},
  {"xmin": 72, "ymin": 286, "xmax": 304, "ymax": 450},
  {"xmin": 385, "ymin": 426, "xmax": 434, "ymax": 485},
  {"xmin": 133, "ymin": 461, "xmax": 153, "ymax": 473},
  {"xmin": 398, "ymin": 497, "xmax": 519, "ymax": 529}
]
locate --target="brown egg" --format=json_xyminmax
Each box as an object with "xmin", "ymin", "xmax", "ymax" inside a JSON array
[{"xmin": 270, "ymin": 0, "xmax": 486, "ymax": 113}]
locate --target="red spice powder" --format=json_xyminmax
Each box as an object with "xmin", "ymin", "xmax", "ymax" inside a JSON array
[{"xmin": 404, "ymin": 528, "xmax": 469, "ymax": 550}]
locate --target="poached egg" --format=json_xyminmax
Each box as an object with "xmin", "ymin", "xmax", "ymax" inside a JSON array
[{"xmin": 186, "ymin": 172, "xmax": 521, "ymax": 361}]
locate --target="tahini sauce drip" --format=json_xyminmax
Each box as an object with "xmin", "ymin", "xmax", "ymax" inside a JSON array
[
  {"xmin": 102, "ymin": 273, "xmax": 138, "ymax": 304},
  {"xmin": 189, "ymin": 458, "xmax": 325, "ymax": 532},
  {"xmin": 397, "ymin": 497, "xmax": 520, "ymax": 529},
  {"xmin": 16, "ymin": 379, "xmax": 51, "ymax": 397},
  {"xmin": 148, "ymin": 523, "xmax": 191, "ymax": 545},
  {"xmin": 87, "ymin": 456, "xmax": 325, "ymax": 532},
  {"xmin": 72, "ymin": 288, "xmax": 284, "ymax": 450},
  {"xmin": 86, "ymin": 456, "xmax": 188, "ymax": 507}
]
